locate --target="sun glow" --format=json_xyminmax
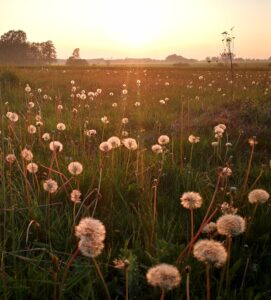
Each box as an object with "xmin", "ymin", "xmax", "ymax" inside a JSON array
[{"xmin": 103, "ymin": 0, "xmax": 165, "ymax": 49}]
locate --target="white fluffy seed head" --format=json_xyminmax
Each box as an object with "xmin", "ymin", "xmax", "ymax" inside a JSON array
[
  {"xmin": 248, "ymin": 189, "xmax": 270, "ymax": 204},
  {"xmin": 180, "ymin": 192, "xmax": 203, "ymax": 210},
  {"xmin": 216, "ymin": 214, "xmax": 246, "ymax": 237},
  {"xmin": 193, "ymin": 239, "xmax": 227, "ymax": 268},
  {"xmin": 146, "ymin": 264, "xmax": 181, "ymax": 290}
]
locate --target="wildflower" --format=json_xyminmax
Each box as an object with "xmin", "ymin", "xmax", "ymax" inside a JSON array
[
  {"xmin": 121, "ymin": 131, "xmax": 129, "ymax": 137},
  {"xmin": 56, "ymin": 123, "xmax": 66, "ymax": 131},
  {"xmin": 248, "ymin": 189, "xmax": 270, "ymax": 204},
  {"xmin": 134, "ymin": 101, "xmax": 141, "ymax": 107},
  {"xmin": 248, "ymin": 137, "xmax": 258, "ymax": 146},
  {"xmin": 28, "ymin": 102, "xmax": 35, "ymax": 108},
  {"xmin": 151, "ymin": 144, "xmax": 163, "ymax": 154},
  {"xmin": 193, "ymin": 239, "xmax": 227, "ymax": 268},
  {"xmin": 85, "ymin": 129, "xmax": 97, "ymax": 137},
  {"xmin": 112, "ymin": 102, "xmax": 118, "ymax": 107},
  {"xmin": 217, "ymin": 214, "xmax": 246, "ymax": 237},
  {"xmin": 211, "ymin": 141, "xmax": 219, "ymax": 147},
  {"xmin": 146, "ymin": 264, "xmax": 181, "ymax": 290},
  {"xmin": 99, "ymin": 141, "xmax": 112, "ymax": 152},
  {"xmin": 225, "ymin": 142, "xmax": 232, "ymax": 147},
  {"xmin": 49, "ymin": 141, "xmax": 63, "ymax": 152},
  {"xmin": 113, "ymin": 259, "xmax": 130, "ymax": 270},
  {"xmin": 159, "ymin": 99, "xmax": 166, "ymax": 104},
  {"xmin": 202, "ymin": 222, "xmax": 217, "ymax": 234},
  {"xmin": 122, "ymin": 138, "xmax": 138, "ymax": 151},
  {"xmin": 122, "ymin": 89, "xmax": 128, "ymax": 95},
  {"xmin": 158, "ymin": 135, "xmax": 170, "ymax": 145},
  {"xmin": 68, "ymin": 162, "xmax": 83, "ymax": 175},
  {"xmin": 43, "ymin": 179, "xmax": 58, "ymax": 193},
  {"xmin": 26, "ymin": 162, "xmax": 38, "ymax": 173},
  {"xmin": 70, "ymin": 189, "xmax": 82, "ymax": 203},
  {"xmin": 25, "ymin": 84, "xmax": 31, "ymax": 93},
  {"xmin": 21, "ymin": 149, "xmax": 33, "ymax": 161},
  {"xmin": 42, "ymin": 133, "xmax": 51, "ymax": 141},
  {"xmin": 75, "ymin": 217, "xmax": 106, "ymax": 258},
  {"xmin": 101, "ymin": 116, "xmax": 109, "ymax": 124},
  {"xmin": 222, "ymin": 167, "xmax": 232, "ymax": 177},
  {"xmin": 122, "ymin": 118, "xmax": 129, "ymax": 124},
  {"xmin": 8, "ymin": 112, "xmax": 19, "ymax": 122},
  {"xmin": 188, "ymin": 135, "xmax": 200, "ymax": 144},
  {"xmin": 57, "ymin": 105, "xmax": 63, "ymax": 110},
  {"xmin": 180, "ymin": 192, "xmax": 203, "ymax": 209},
  {"xmin": 107, "ymin": 136, "xmax": 121, "ymax": 148},
  {"xmin": 221, "ymin": 202, "xmax": 238, "ymax": 215},
  {"xmin": 6, "ymin": 154, "xmax": 16, "ymax": 164},
  {"xmin": 28, "ymin": 125, "xmax": 37, "ymax": 134}
]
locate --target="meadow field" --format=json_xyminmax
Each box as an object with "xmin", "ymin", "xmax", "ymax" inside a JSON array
[{"xmin": 0, "ymin": 66, "xmax": 271, "ymax": 299}]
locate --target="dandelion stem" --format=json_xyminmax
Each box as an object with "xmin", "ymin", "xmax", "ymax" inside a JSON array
[
  {"xmin": 160, "ymin": 288, "xmax": 165, "ymax": 300},
  {"xmin": 92, "ymin": 257, "xmax": 111, "ymax": 300},
  {"xmin": 242, "ymin": 143, "xmax": 255, "ymax": 196},
  {"xmin": 59, "ymin": 246, "xmax": 79, "ymax": 300},
  {"xmin": 125, "ymin": 267, "xmax": 129, "ymax": 300},
  {"xmin": 206, "ymin": 264, "xmax": 211, "ymax": 300}
]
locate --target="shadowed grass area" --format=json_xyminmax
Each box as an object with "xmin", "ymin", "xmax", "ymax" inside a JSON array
[{"xmin": 0, "ymin": 66, "xmax": 271, "ymax": 299}]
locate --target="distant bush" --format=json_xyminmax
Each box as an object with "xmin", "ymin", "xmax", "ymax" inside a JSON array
[
  {"xmin": 0, "ymin": 70, "xmax": 20, "ymax": 86},
  {"xmin": 66, "ymin": 57, "xmax": 89, "ymax": 66}
]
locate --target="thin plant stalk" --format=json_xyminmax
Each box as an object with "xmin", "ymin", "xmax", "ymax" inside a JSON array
[
  {"xmin": 59, "ymin": 246, "xmax": 80, "ymax": 300},
  {"xmin": 125, "ymin": 267, "xmax": 129, "ymax": 300},
  {"xmin": 242, "ymin": 142, "xmax": 255, "ymax": 196},
  {"xmin": 206, "ymin": 264, "xmax": 211, "ymax": 300},
  {"xmin": 92, "ymin": 257, "xmax": 111, "ymax": 300},
  {"xmin": 160, "ymin": 288, "xmax": 165, "ymax": 300}
]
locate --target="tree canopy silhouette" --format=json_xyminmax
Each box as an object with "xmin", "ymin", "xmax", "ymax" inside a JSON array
[
  {"xmin": 66, "ymin": 48, "xmax": 88, "ymax": 66},
  {"xmin": 0, "ymin": 30, "xmax": 57, "ymax": 65}
]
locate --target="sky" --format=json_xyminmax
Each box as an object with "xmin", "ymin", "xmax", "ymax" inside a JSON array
[{"xmin": 1, "ymin": 0, "xmax": 270, "ymax": 60}]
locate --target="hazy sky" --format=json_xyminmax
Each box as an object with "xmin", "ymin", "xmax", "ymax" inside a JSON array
[{"xmin": 1, "ymin": 0, "xmax": 270, "ymax": 59}]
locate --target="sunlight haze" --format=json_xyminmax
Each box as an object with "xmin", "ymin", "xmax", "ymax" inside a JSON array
[{"xmin": 1, "ymin": 0, "xmax": 270, "ymax": 59}]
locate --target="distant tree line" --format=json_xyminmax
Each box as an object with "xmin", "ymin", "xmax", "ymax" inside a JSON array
[{"xmin": 0, "ymin": 30, "xmax": 57, "ymax": 65}]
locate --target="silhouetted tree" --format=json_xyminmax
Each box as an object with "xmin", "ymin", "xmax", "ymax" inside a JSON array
[
  {"xmin": 41, "ymin": 41, "xmax": 57, "ymax": 64},
  {"xmin": 66, "ymin": 48, "xmax": 88, "ymax": 66},
  {"xmin": 0, "ymin": 30, "xmax": 57, "ymax": 65}
]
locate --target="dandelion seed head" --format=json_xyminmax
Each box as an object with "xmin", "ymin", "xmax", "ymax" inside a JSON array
[
  {"xmin": 21, "ymin": 149, "xmax": 33, "ymax": 161},
  {"xmin": 107, "ymin": 136, "xmax": 121, "ymax": 148},
  {"xmin": 56, "ymin": 123, "xmax": 66, "ymax": 131},
  {"xmin": 217, "ymin": 214, "xmax": 246, "ymax": 237},
  {"xmin": 28, "ymin": 125, "xmax": 37, "ymax": 134},
  {"xmin": 122, "ymin": 138, "xmax": 138, "ymax": 151},
  {"xmin": 151, "ymin": 144, "xmax": 163, "ymax": 154},
  {"xmin": 6, "ymin": 154, "xmax": 16, "ymax": 164},
  {"xmin": 26, "ymin": 162, "xmax": 38, "ymax": 173},
  {"xmin": 49, "ymin": 141, "xmax": 63, "ymax": 152},
  {"xmin": 180, "ymin": 191, "xmax": 203, "ymax": 209},
  {"xmin": 99, "ymin": 141, "xmax": 112, "ymax": 152},
  {"xmin": 70, "ymin": 189, "xmax": 81, "ymax": 203},
  {"xmin": 193, "ymin": 239, "xmax": 227, "ymax": 268},
  {"xmin": 248, "ymin": 189, "xmax": 270, "ymax": 204},
  {"xmin": 43, "ymin": 179, "xmax": 58, "ymax": 193},
  {"xmin": 68, "ymin": 161, "xmax": 83, "ymax": 175},
  {"xmin": 146, "ymin": 264, "xmax": 181, "ymax": 290},
  {"xmin": 158, "ymin": 135, "xmax": 170, "ymax": 145},
  {"xmin": 188, "ymin": 135, "xmax": 200, "ymax": 144}
]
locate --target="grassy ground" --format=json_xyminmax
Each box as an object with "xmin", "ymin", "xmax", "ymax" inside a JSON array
[{"xmin": 0, "ymin": 66, "xmax": 271, "ymax": 299}]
